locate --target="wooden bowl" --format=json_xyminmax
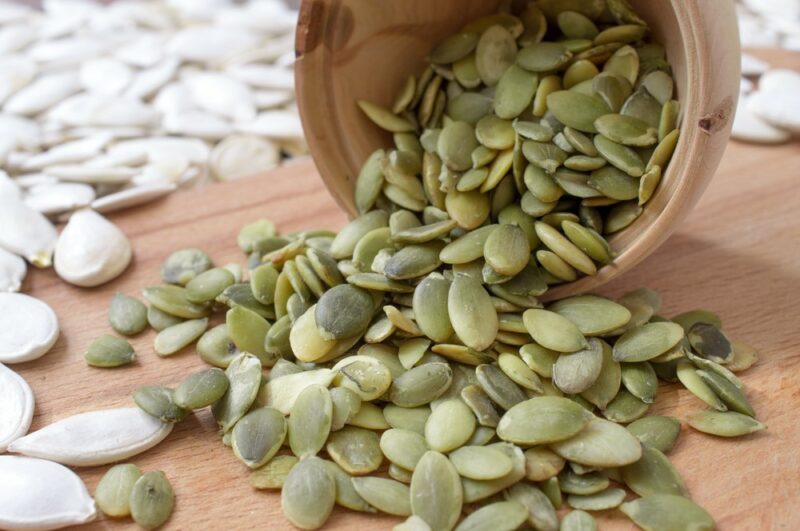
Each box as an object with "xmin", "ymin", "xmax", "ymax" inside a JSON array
[{"xmin": 294, "ymin": 0, "xmax": 740, "ymax": 298}]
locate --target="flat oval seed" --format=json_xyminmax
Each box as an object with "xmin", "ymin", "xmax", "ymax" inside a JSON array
[
  {"xmin": 620, "ymin": 495, "xmax": 714, "ymax": 531},
  {"xmin": 455, "ymin": 500, "xmax": 528, "ymax": 531},
  {"xmin": 390, "ymin": 363, "xmax": 452, "ymax": 407},
  {"xmin": 185, "ymin": 268, "xmax": 235, "ymax": 304},
  {"xmin": 108, "ymin": 293, "xmax": 148, "ymax": 336},
  {"xmin": 612, "ymin": 322, "xmax": 685, "ymax": 362},
  {"xmin": 281, "ymin": 456, "xmax": 336, "ymax": 530},
  {"xmin": 603, "ymin": 389, "xmax": 649, "ymax": 423},
  {"xmin": 595, "ymin": 114, "xmax": 657, "ymax": 147},
  {"xmin": 497, "ymin": 396, "xmax": 592, "ymax": 445},
  {"xmin": 534, "ymin": 222, "xmax": 596, "ymax": 276},
  {"xmin": 226, "ymin": 306, "xmax": 270, "ymax": 362},
  {"xmin": 424, "ymin": 399, "xmax": 476, "ymax": 452},
  {"xmin": 326, "ymin": 427, "xmax": 383, "ymax": 475},
  {"xmin": 430, "ymin": 32, "xmax": 479, "ymax": 64},
  {"xmin": 561, "ymin": 510, "xmax": 597, "ymax": 531},
  {"xmin": 438, "ymin": 121, "xmax": 479, "ymax": 171},
  {"xmin": 160, "ymin": 248, "xmax": 211, "ymax": 286},
  {"xmin": 449, "ymin": 446, "xmax": 512, "ymax": 480},
  {"xmin": 212, "ymin": 353, "xmax": 262, "ymax": 431},
  {"xmin": 593, "ymin": 135, "xmax": 644, "ymax": 176},
  {"xmin": 622, "ymin": 445, "xmax": 688, "ymax": 497},
  {"xmin": 497, "ymin": 353, "xmax": 544, "ymax": 392},
  {"xmin": 95, "ymin": 463, "xmax": 141, "ymax": 518},
  {"xmin": 553, "ymin": 337, "xmax": 604, "ymax": 394},
  {"xmin": 697, "ymin": 370, "xmax": 756, "ymax": 417},
  {"xmin": 173, "ymin": 367, "xmax": 229, "ymax": 409},
  {"xmin": 381, "ymin": 428, "xmax": 429, "ymax": 471},
  {"xmin": 524, "ymin": 447, "xmax": 566, "ymax": 481},
  {"xmin": 153, "ymin": 318, "xmax": 208, "ymax": 356},
  {"xmin": 568, "ymin": 488, "xmax": 626, "ymax": 511},
  {"xmin": 676, "ymin": 359, "xmax": 727, "ymax": 411},
  {"xmin": 495, "ymin": 65, "xmax": 538, "ymax": 119},
  {"xmin": 551, "ymin": 418, "xmax": 642, "ymax": 467},
  {"xmin": 483, "ymin": 224, "xmax": 530, "ymax": 277},
  {"xmin": 523, "ymin": 309, "xmax": 587, "ymax": 353},
  {"xmin": 546, "ymin": 91, "xmax": 610, "ymax": 133},
  {"xmin": 232, "ymin": 407, "xmax": 286, "ymax": 469},
  {"xmin": 475, "ymin": 364, "xmax": 528, "ymax": 410},
  {"xmin": 320, "ymin": 460, "xmax": 374, "ymax": 512},
  {"xmin": 411, "ymin": 451, "xmax": 463, "ymax": 531},
  {"xmin": 550, "ymin": 295, "xmax": 631, "ymax": 336},
  {"xmin": 288, "ymin": 384, "xmax": 332, "ymax": 458},
  {"xmin": 336, "ymin": 358, "xmax": 392, "ymax": 401},
  {"xmin": 448, "ymin": 274, "xmax": 498, "ymax": 351},
  {"xmin": 330, "ymin": 210, "xmax": 390, "ymax": 260},
  {"xmin": 517, "ymin": 42, "xmax": 572, "ymax": 72},
  {"xmin": 84, "ymin": 334, "xmax": 135, "ymax": 368},
  {"xmin": 142, "ymin": 285, "xmax": 209, "ymax": 319},
  {"xmin": 358, "ymin": 100, "xmax": 415, "ymax": 133},
  {"xmin": 687, "ymin": 322, "xmax": 733, "ymax": 364},
  {"xmin": 129, "ymin": 471, "xmax": 174, "ymax": 530},
  {"xmin": 446, "ymin": 189, "xmax": 490, "ymax": 230},
  {"xmin": 505, "ymin": 482, "xmax": 559, "ymax": 531},
  {"xmin": 687, "ymin": 410, "xmax": 766, "ymax": 437},
  {"xmin": 626, "ymin": 416, "xmax": 681, "ymax": 453},
  {"xmin": 383, "ymin": 405, "xmax": 431, "ymax": 434},
  {"xmin": 413, "ymin": 275, "xmax": 454, "ymax": 342},
  {"xmin": 351, "ymin": 477, "xmax": 411, "ymax": 516},
  {"xmin": 147, "ymin": 304, "xmax": 184, "ymax": 332},
  {"xmin": 133, "ymin": 386, "xmax": 187, "ymax": 423},
  {"xmin": 197, "ymin": 324, "xmax": 239, "ymax": 368},
  {"xmin": 475, "ymin": 25, "xmax": 517, "ymax": 87},
  {"xmin": 250, "ymin": 455, "xmax": 298, "ymax": 490}
]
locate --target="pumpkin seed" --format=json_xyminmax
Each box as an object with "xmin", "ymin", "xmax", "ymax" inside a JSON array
[
  {"xmin": 84, "ymin": 334, "xmax": 135, "ymax": 368},
  {"xmin": 517, "ymin": 42, "xmax": 573, "ymax": 72},
  {"xmin": 497, "ymin": 396, "xmax": 591, "ymax": 445},
  {"xmin": 323, "ymin": 460, "xmax": 375, "ymax": 512},
  {"xmin": 620, "ymin": 495, "xmax": 714, "ymax": 531},
  {"xmin": 352, "ymin": 476, "xmax": 411, "ymax": 517},
  {"xmin": 551, "ymin": 418, "xmax": 642, "ymax": 467},
  {"xmin": 495, "ymin": 65, "xmax": 538, "ymax": 119},
  {"xmin": 153, "ymin": 318, "xmax": 207, "ymax": 356},
  {"xmin": 212, "ymin": 353, "xmax": 262, "ymax": 431},
  {"xmin": 430, "ymin": 32, "xmax": 479, "ymax": 64},
  {"xmin": 171, "ymin": 367, "xmax": 228, "ymax": 412},
  {"xmin": 358, "ymin": 100, "xmax": 415, "ymax": 133},
  {"xmin": 142, "ymin": 285, "xmax": 209, "ymax": 319},
  {"xmin": 455, "ymin": 500, "xmax": 527, "ymax": 531},
  {"xmin": 129, "ymin": 471, "xmax": 174, "ymax": 530},
  {"xmin": 524, "ymin": 447, "xmax": 566, "ymax": 481},
  {"xmin": 559, "ymin": 470, "xmax": 609, "ymax": 495},
  {"xmin": 197, "ymin": 324, "xmax": 239, "ymax": 368},
  {"xmin": 424, "ymin": 399, "xmax": 476, "ymax": 452},
  {"xmin": 550, "ymin": 295, "xmax": 630, "ymax": 335},
  {"xmin": 288, "ymin": 384, "xmax": 332, "ymax": 458},
  {"xmin": 553, "ymin": 337, "xmax": 604, "ymax": 394},
  {"xmin": 147, "ymin": 304, "xmax": 184, "ymax": 332},
  {"xmin": 232, "ymin": 407, "xmax": 286, "ymax": 469},
  {"xmin": 519, "ymin": 343, "xmax": 559, "ymax": 378},
  {"xmin": 326, "ymin": 427, "xmax": 383, "ymax": 475},
  {"xmin": 281, "ymin": 456, "xmax": 336, "ymax": 530},
  {"xmin": 505, "ymin": 483, "xmax": 558, "ymax": 531},
  {"xmin": 672, "ymin": 309, "xmax": 722, "ymax": 333},
  {"xmin": 460, "ymin": 384, "xmax": 501, "ymax": 427},
  {"xmin": 390, "ymin": 363, "xmax": 453, "ymax": 407},
  {"xmin": 627, "ymin": 416, "xmax": 681, "ymax": 453},
  {"xmin": 676, "ymin": 359, "xmax": 727, "ymax": 411},
  {"xmin": 161, "ymin": 248, "xmax": 211, "ymax": 286},
  {"xmin": 603, "ymin": 389, "xmax": 649, "ymax": 423},
  {"xmin": 686, "ymin": 411, "xmax": 766, "ymax": 438},
  {"xmin": 218, "ymin": 283, "xmax": 274, "ymax": 319},
  {"xmin": 108, "ymin": 293, "xmax": 148, "ymax": 336},
  {"xmin": 593, "ymin": 134, "xmax": 644, "ymax": 176},
  {"xmin": 579, "ymin": 340, "xmax": 620, "ymax": 409},
  {"xmin": 546, "ymin": 91, "xmax": 609, "ymax": 133},
  {"xmin": 697, "ymin": 370, "xmax": 756, "ymax": 417},
  {"xmin": 95, "ymin": 463, "xmax": 141, "ymax": 518},
  {"xmin": 621, "ymin": 362, "xmax": 658, "ymax": 403},
  {"xmin": 475, "ymin": 25, "xmax": 517, "ymax": 87},
  {"xmin": 568, "ymin": 488, "xmax": 626, "ymax": 511},
  {"xmin": 561, "ymin": 510, "xmax": 597, "ymax": 531},
  {"xmin": 250, "ymin": 455, "xmax": 298, "ymax": 490},
  {"xmin": 687, "ymin": 322, "xmax": 733, "ymax": 364},
  {"xmin": 475, "ymin": 364, "xmax": 528, "ymax": 410},
  {"xmin": 185, "ymin": 268, "xmax": 235, "ymax": 304},
  {"xmin": 728, "ymin": 340, "xmax": 759, "ymax": 372},
  {"xmin": 612, "ymin": 322, "xmax": 684, "ymax": 362},
  {"xmin": 522, "ymin": 140, "xmax": 568, "ymax": 173},
  {"xmin": 384, "ymin": 405, "xmax": 431, "ymax": 434},
  {"xmin": 411, "ymin": 451, "xmax": 463, "ymax": 531},
  {"xmin": 448, "ymin": 274, "xmax": 498, "ymax": 351},
  {"xmin": 238, "ymin": 220, "xmax": 277, "ymax": 254},
  {"xmin": 523, "ymin": 309, "xmax": 587, "ymax": 352},
  {"xmin": 450, "ymin": 446, "xmax": 513, "ymax": 480},
  {"xmin": 622, "ymin": 445, "xmax": 687, "ymax": 497},
  {"xmin": 348, "ymin": 402, "xmax": 390, "ymax": 430},
  {"xmin": 133, "ymin": 386, "xmax": 187, "ymax": 423},
  {"xmin": 497, "ymin": 353, "xmax": 544, "ymax": 392},
  {"xmin": 483, "ymin": 224, "xmax": 530, "ymax": 277}
]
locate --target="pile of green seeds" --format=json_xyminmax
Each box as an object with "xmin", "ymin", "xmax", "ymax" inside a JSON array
[{"xmin": 85, "ymin": 2, "xmax": 767, "ymax": 530}]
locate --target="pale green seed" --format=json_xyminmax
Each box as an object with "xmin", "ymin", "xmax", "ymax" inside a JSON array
[
  {"xmin": 495, "ymin": 65, "xmax": 538, "ymax": 119},
  {"xmin": 568, "ymin": 488, "xmax": 626, "ymax": 511},
  {"xmin": 381, "ymin": 428, "xmax": 429, "ymax": 471},
  {"xmin": 539, "ymin": 476, "xmax": 563, "ymax": 512},
  {"xmin": 445, "ymin": 189, "xmax": 490, "ymax": 230},
  {"xmin": 358, "ymin": 100, "xmax": 415, "ymax": 133},
  {"xmin": 622, "ymin": 87, "xmax": 662, "ymax": 128},
  {"xmin": 232, "ymin": 407, "xmax": 286, "ymax": 469},
  {"xmin": 197, "ymin": 324, "xmax": 239, "ymax": 368},
  {"xmin": 424, "ymin": 399, "xmax": 476, "ymax": 452},
  {"xmin": 217, "ymin": 283, "xmax": 274, "ymax": 319},
  {"xmin": 558, "ymin": 11, "xmax": 598, "ymax": 39},
  {"xmin": 129, "ymin": 471, "xmax": 174, "ymax": 530},
  {"xmin": 475, "ymin": 364, "xmax": 528, "ymax": 410},
  {"xmin": 225, "ymin": 306, "xmax": 269, "ymax": 361},
  {"xmin": 505, "ymin": 483, "xmax": 558, "ymax": 531},
  {"xmin": 672, "ymin": 309, "xmax": 722, "ymax": 332},
  {"xmin": 154, "ymin": 317, "xmax": 208, "ymax": 356},
  {"xmin": 330, "ymin": 210, "xmax": 389, "ymax": 260},
  {"xmin": 603, "ymin": 45, "xmax": 639, "ymax": 85},
  {"xmin": 440, "ymin": 225, "xmax": 497, "ymax": 264},
  {"xmin": 142, "ymin": 285, "xmax": 209, "ymax": 319},
  {"xmin": 517, "ymin": 42, "xmax": 572, "ymax": 72},
  {"xmin": 676, "ymin": 359, "xmax": 727, "ymax": 411},
  {"xmin": 314, "ymin": 284, "xmax": 374, "ymax": 340},
  {"xmin": 522, "ymin": 140, "xmax": 567, "ymax": 173},
  {"xmin": 306, "ymin": 248, "xmax": 345, "ymax": 288},
  {"xmin": 593, "ymin": 135, "xmax": 644, "ymax": 176},
  {"xmin": 430, "ymin": 32, "xmax": 478, "ymax": 64},
  {"xmin": 497, "ymin": 353, "xmax": 544, "ymax": 393},
  {"xmin": 727, "ymin": 339, "xmax": 759, "ymax": 372},
  {"xmin": 322, "ymin": 460, "xmax": 375, "ymax": 512},
  {"xmin": 281, "ymin": 456, "xmax": 336, "ymax": 530},
  {"xmin": 212, "ymin": 353, "xmax": 262, "ymax": 431},
  {"xmin": 622, "ymin": 445, "xmax": 688, "ymax": 497},
  {"xmin": 687, "ymin": 410, "xmax": 766, "ymax": 437},
  {"xmin": 348, "ymin": 402, "xmax": 390, "ymax": 430},
  {"xmin": 612, "ymin": 322, "xmax": 685, "ymax": 362},
  {"xmin": 497, "ymin": 396, "xmax": 592, "ymax": 445},
  {"xmin": 288, "ymin": 384, "xmax": 332, "ymax": 458},
  {"xmin": 535, "ymin": 222, "xmax": 597, "ymax": 276},
  {"xmin": 605, "ymin": 200, "xmax": 643, "ymax": 233},
  {"xmin": 455, "ymin": 500, "xmax": 527, "ymax": 531},
  {"xmin": 523, "ymin": 309, "xmax": 587, "ymax": 352},
  {"xmin": 588, "ymin": 166, "xmax": 639, "ymax": 200},
  {"xmin": 438, "ymin": 121, "xmax": 479, "ymax": 171},
  {"xmin": 561, "ymin": 510, "xmax": 596, "ymax": 531},
  {"xmin": 519, "ymin": 343, "xmax": 559, "ymax": 378},
  {"xmin": 95, "ymin": 463, "xmax": 141, "ymax": 518},
  {"xmin": 146, "ymin": 304, "xmax": 184, "ymax": 332},
  {"xmin": 559, "ymin": 470, "xmax": 609, "ymax": 495},
  {"xmin": 354, "ymin": 149, "xmax": 386, "ymax": 214},
  {"xmin": 384, "ymin": 242, "xmax": 444, "ymax": 280},
  {"xmin": 237, "ymin": 219, "xmax": 277, "ymax": 253},
  {"xmin": 551, "ymin": 418, "xmax": 642, "ymax": 467},
  {"xmin": 250, "ymin": 455, "xmax": 298, "ymax": 490},
  {"xmin": 449, "ymin": 446, "xmax": 512, "ymax": 480},
  {"xmin": 326, "ymin": 426, "xmax": 383, "ymax": 475},
  {"xmin": 620, "ymin": 494, "xmax": 714, "ymax": 531},
  {"xmin": 84, "ymin": 334, "xmax": 135, "ymax": 368},
  {"xmin": 621, "ymin": 361, "xmax": 658, "ymax": 403},
  {"xmin": 448, "ymin": 274, "xmax": 498, "ymax": 351},
  {"xmin": 475, "ymin": 115, "xmax": 515, "ymax": 150},
  {"xmin": 475, "ymin": 25, "xmax": 517, "ymax": 87},
  {"xmin": 352, "ymin": 477, "xmax": 411, "ymax": 517},
  {"xmin": 447, "ymin": 92, "xmax": 494, "ymax": 124},
  {"xmin": 330, "ymin": 387, "xmax": 362, "ymax": 431},
  {"xmin": 523, "ymin": 447, "xmax": 565, "ymax": 481},
  {"xmin": 411, "ymin": 451, "xmax": 463, "ymax": 531},
  {"xmin": 108, "ymin": 293, "xmax": 148, "ymax": 336},
  {"xmin": 185, "ymin": 268, "xmax": 234, "ymax": 304},
  {"xmin": 638, "ymin": 164, "xmax": 662, "ymax": 205},
  {"xmin": 398, "ymin": 338, "xmax": 431, "ymax": 370},
  {"xmin": 161, "ymin": 248, "xmax": 211, "ymax": 285},
  {"xmin": 578, "ymin": 340, "xmax": 620, "ymax": 408},
  {"xmin": 627, "ymin": 416, "xmax": 681, "ymax": 453},
  {"xmin": 336, "ymin": 357, "xmax": 392, "ymax": 401},
  {"xmin": 383, "ymin": 405, "xmax": 431, "ymax": 434},
  {"xmin": 546, "ymin": 91, "xmax": 609, "ymax": 133},
  {"xmin": 483, "ymin": 224, "xmax": 530, "ymax": 277},
  {"xmin": 550, "ymin": 295, "xmax": 631, "ymax": 335},
  {"xmin": 174, "ymin": 367, "xmax": 229, "ymax": 409},
  {"xmin": 553, "ymin": 337, "xmax": 604, "ymax": 394},
  {"xmin": 133, "ymin": 385, "xmax": 187, "ymax": 423},
  {"xmin": 659, "ymin": 100, "xmax": 679, "ymax": 141},
  {"xmin": 603, "ymin": 389, "xmax": 649, "ymax": 423},
  {"xmin": 697, "ymin": 369, "xmax": 756, "ymax": 417}
]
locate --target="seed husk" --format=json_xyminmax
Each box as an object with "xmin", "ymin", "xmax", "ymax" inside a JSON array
[
  {"xmin": 326, "ymin": 426, "xmax": 383, "ymax": 475},
  {"xmin": 612, "ymin": 322, "xmax": 684, "ymax": 362},
  {"xmin": 523, "ymin": 308, "xmax": 587, "ymax": 353},
  {"xmin": 84, "ymin": 334, "xmax": 135, "ymax": 368},
  {"xmin": 129, "ymin": 471, "xmax": 174, "ymax": 530},
  {"xmin": 622, "ymin": 445, "xmax": 688, "ymax": 497},
  {"xmin": 686, "ymin": 410, "xmax": 766, "ymax": 437},
  {"xmin": 232, "ymin": 407, "xmax": 286, "ymax": 469},
  {"xmin": 108, "ymin": 293, "xmax": 148, "ymax": 336},
  {"xmin": 448, "ymin": 274, "xmax": 498, "ymax": 351},
  {"xmin": 281, "ymin": 456, "xmax": 336, "ymax": 530},
  {"xmin": 250, "ymin": 455, "xmax": 299, "ymax": 490},
  {"xmin": 133, "ymin": 386, "xmax": 187, "ymax": 423},
  {"xmin": 627, "ymin": 415, "xmax": 681, "ymax": 453},
  {"xmin": 95, "ymin": 463, "xmax": 141, "ymax": 518},
  {"xmin": 497, "ymin": 396, "xmax": 592, "ymax": 445},
  {"xmin": 411, "ymin": 451, "xmax": 463, "ymax": 531},
  {"xmin": 620, "ymin": 494, "xmax": 714, "ymax": 531},
  {"xmin": 551, "ymin": 417, "xmax": 642, "ymax": 467},
  {"xmin": 173, "ymin": 368, "xmax": 229, "ymax": 410},
  {"xmin": 288, "ymin": 384, "xmax": 332, "ymax": 459},
  {"xmin": 153, "ymin": 318, "xmax": 208, "ymax": 356}
]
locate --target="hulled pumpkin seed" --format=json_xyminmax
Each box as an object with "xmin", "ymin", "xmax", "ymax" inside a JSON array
[
  {"xmin": 108, "ymin": 293, "xmax": 148, "ymax": 336},
  {"xmin": 424, "ymin": 399, "xmax": 476, "ymax": 452},
  {"xmin": 449, "ymin": 446, "xmax": 513, "ymax": 480},
  {"xmin": 676, "ymin": 359, "xmax": 727, "ymax": 411},
  {"xmin": 197, "ymin": 324, "xmax": 239, "ymax": 368},
  {"xmin": 281, "ymin": 456, "xmax": 336, "ymax": 530},
  {"xmin": 455, "ymin": 500, "xmax": 527, "ymax": 531},
  {"xmin": 580, "ymin": 340, "xmax": 621, "ymax": 409},
  {"xmin": 475, "ymin": 25, "xmax": 518, "ymax": 87},
  {"xmin": 161, "ymin": 248, "xmax": 211, "ymax": 286},
  {"xmin": 475, "ymin": 364, "xmax": 528, "ymax": 411},
  {"xmin": 523, "ymin": 309, "xmax": 587, "ymax": 352},
  {"xmin": 603, "ymin": 389, "xmax": 649, "ymax": 423},
  {"xmin": 627, "ymin": 416, "xmax": 681, "ymax": 453},
  {"xmin": 697, "ymin": 370, "xmax": 756, "ymax": 417},
  {"xmin": 288, "ymin": 384, "xmax": 332, "ymax": 458},
  {"xmin": 687, "ymin": 322, "xmax": 733, "ymax": 364},
  {"xmin": 323, "ymin": 460, "xmax": 375, "ymax": 512},
  {"xmin": 568, "ymin": 487, "xmax": 626, "ymax": 511},
  {"xmin": 326, "ymin": 426, "xmax": 383, "ymax": 475},
  {"xmin": 142, "ymin": 285, "xmax": 209, "ymax": 320},
  {"xmin": 524, "ymin": 447, "xmax": 566, "ymax": 481},
  {"xmin": 686, "ymin": 411, "xmax": 766, "ymax": 438},
  {"xmin": 153, "ymin": 318, "xmax": 208, "ymax": 356},
  {"xmin": 559, "ymin": 469, "xmax": 609, "ymax": 495},
  {"xmin": 129, "ymin": 471, "xmax": 174, "ymax": 530},
  {"xmin": 411, "ymin": 451, "xmax": 463, "ymax": 531},
  {"xmin": 551, "ymin": 418, "xmax": 642, "ymax": 467},
  {"xmin": 497, "ymin": 396, "xmax": 591, "ymax": 445},
  {"xmin": 133, "ymin": 386, "xmax": 187, "ymax": 423},
  {"xmin": 448, "ymin": 274, "xmax": 498, "ymax": 351},
  {"xmin": 212, "ymin": 353, "xmax": 262, "ymax": 431},
  {"xmin": 621, "ymin": 361, "xmax": 658, "ymax": 403},
  {"xmin": 561, "ymin": 510, "xmax": 597, "ymax": 531},
  {"xmin": 84, "ymin": 334, "xmax": 135, "ymax": 368},
  {"xmin": 232, "ymin": 407, "xmax": 286, "ymax": 469},
  {"xmin": 505, "ymin": 483, "xmax": 558, "ymax": 531},
  {"xmin": 390, "ymin": 363, "xmax": 453, "ymax": 408},
  {"xmin": 185, "ymin": 268, "xmax": 235, "ymax": 304},
  {"xmin": 352, "ymin": 476, "xmax": 411, "ymax": 517},
  {"xmin": 95, "ymin": 463, "xmax": 141, "ymax": 518},
  {"xmin": 174, "ymin": 367, "xmax": 229, "ymax": 409},
  {"xmin": 612, "ymin": 322, "xmax": 684, "ymax": 362},
  {"xmin": 622, "ymin": 445, "xmax": 688, "ymax": 497},
  {"xmin": 250, "ymin": 455, "xmax": 298, "ymax": 490},
  {"xmin": 620, "ymin": 494, "xmax": 714, "ymax": 531},
  {"xmin": 552, "ymin": 337, "xmax": 604, "ymax": 394}
]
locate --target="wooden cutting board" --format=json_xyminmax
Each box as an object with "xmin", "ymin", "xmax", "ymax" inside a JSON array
[{"xmin": 15, "ymin": 63, "xmax": 800, "ymax": 531}]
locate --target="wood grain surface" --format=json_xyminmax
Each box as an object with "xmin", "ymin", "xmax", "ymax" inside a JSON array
[{"xmin": 13, "ymin": 58, "xmax": 800, "ymax": 531}]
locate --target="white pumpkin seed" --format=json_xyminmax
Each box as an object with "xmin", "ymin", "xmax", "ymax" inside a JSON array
[
  {"xmin": 0, "ymin": 363, "xmax": 33, "ymax": 452},
  {"xmin": 0, "ymin": 293, "xmax": 59, "ymax": 364}
]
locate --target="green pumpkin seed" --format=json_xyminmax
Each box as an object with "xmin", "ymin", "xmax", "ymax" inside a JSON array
[
  {"xmin": 672, "ymin": 309, "xmax": 722, "ymax": 332},
  {"xmin": 336, "ymin": 357, "xmax": 392, "ymax": 401},
  {"xmin": 593, "ymin": 134, "xmax": 644, "ymax": 176},
  {"xmin": 497, "ymin": 396, "xmax": 591, "ymax": 445},
  {"xmin": 108, "ymin": 293, "xmax": 148, "ymax": 336},
  {"xmin": 250, "ymin": 454, "xmax": 298, "ymax": 490},
  {"xmin": 330, "ymin": 211, "xmax": 389, "ymax": 260},
  {"xmin": 475, "ymin": 116, "xmax": 515, "ymax": 151},
  {"xmin": 325, "ymin": 426, "xmax": 383, "ymax": 475},
  {"xmin": 688, "ymin": 322, "xmax": 733, "ymax": 364},
  {"xmin": 438, "ymin": 120, "xmax": 479, "ymax": 172},
  {"xmin": 146, "ymin": 304, "xmax": 184, "ymax": 332},
  {"xmin": 686, "ymin": 410, "xmax": 766, "ymax": 438},
  {"xmin": 380, "ymin": 428, "xmax": 428, "ymax": 471},
  {"xmin": 620, "ymin": 494, "xmax": 714, "ymax": 531},
  {"xmin": 281, "ymin": 456, "xmax": 336, "ymax": 529},
  {"xmin": 495, "ymin": 65, "xmax": 538, "ymax": 119},
  {"xmin": 212, "ymin": 353, "xmax": 262, "ymax": 431},
  {"xmin": 184, "ymin": 268, "xmax": 235, "ymax": 304},
  {"xmin": 638, "ymin": 164, "xmax": 662, "ymax": 205},
  {"xmin": 446, "ymin": 189, "xmax": 491, "ymax": 230},
  {"xmin": 288, "ymin": 384, "xmax": 332, "ymax": 458},
  {"xmin": 429, "ymin": 32, "xmax": 478, "ymax": 64},
  {"xmin": 329, "ymin": 387, "xmax": 362, "ymax": 431},
  {"xmin": 621, "ymin": 361, "xmax": 658, "ymax": 403},
  {"xmin": 603, "ymin": 389, "xmax": 649, "ymax": 423},
  {"xmin": 347, "ymin": 402, "xmax": 390, "ymax": 430},
  {"xmin": 522, "ymin": 140, "xmax": 568, "ymax": 173},
  {"xmin": 129, "ymin": 471, "xmax": 174, "ymax": 530},
  {"xmin": 559, "ymin": 470, "xmax": 609, "ymax": 495},
  {"xmin": 390, "ymin": 363, "xmax": 453, "ymax": 407},
  {"xmin": 217, "ymin": 283, "xmax": 274, "ymax": 319},
  {"xmin": 727, "ymin": 340, "xmax": 759, "ymax": 372},
  {"xmin": 447, "ymin": 92, "xmax": 494, "ymax": 125},
  {"xmin": 523, "ymin": 447, "xmax": 565, "ymax": 481},
  {"xmin": 676, "ymin": 359, "xmax": 727, "ymax": 411},
  {"xmin": 197, "ymin": 324, "xmax": 239, "ymax": 368},
  {"xmin": 537, "ymin": 250, "xmax": 577, "ymax": 281},
  {"xmin": 568, "ymin": 488, "xmax": 626, "ymax": 511},
  {"xmin": 455, "ymin": 500, "xmax": 527, "ymax": 531},
  {"xmin": 460, "ymin": 384, "xmax": 501, "ymax": 427},
  {"xmin": 697, "ymin": 369, "xmax": 756, "ymax": 417},
  {"xmin": 95, "ymin": 463, "xmax": 141, "ymax": 518},
  {"xmin": 604, "ymin": 200, "xmax": 642, "ymax": 233},
  {"xmin": 424, "ymin": 399, "xmax": 476, "ymax": 452},
  {"xmin": 626, "ymin": 416, "xmax": 681, "ymax": 453},
  {"xmin": 475, "ymin": 25, "xmax": 517, "ymax": 87},
  {"xmin": 306, "ymin": 248, "xmax": 345, "ymax": 288},
  {"xmin": 153, "ymin": 317, "xmax": 207, "ymax": 357},
  {"xmin": 237, "ymin": 219, "xmax": 277, "ymax": 253},
  {"xmin": 411, "ymin": 451, "xmax": 463, "ymax": 530},
  {"xmin": 564, "ymin": 154, "xmax": 606, "ymax": 171},
  {"xmin": 351, "ymin": 477, "xmax": 411, "ymax": 517},
  {"xmin": 613, "ymin": 322, "xmax": 684, "ymax": 362},
  {"xmin": 592, "ymin": 72, "xmax": 632, "ymax": 112},
  {"xmin": 449, "ymin": 446, "xmax": 513, "ymax": 480},
  {"xmin": 516, "ymin": 42, "xmax": 572, "ymax": 72},
  {"xmin": 535, "ymin": 222, "xmax": 597, "ymax": 275},
  {"xmin": 553, "ymin": 337, "xmax": 604, "ymax": 394},
  {"xmin": 174, "ymin": 367, "xmax": 229, "ymax": 409},
  {"xmin": 84, "ymin": 334, "xmax": 135, "ymax": 368},
  {"xmin": 398, "ymin": 338, "xmax": 431, "ymax": 370},
  {"xmin": 539, "ymin": 476, "xmax": 563, "ymax": 510},
  {"xmin": 232, "ymin": 407, "xmax": 286, "ymax": 469},
  {"xmin": 483, "ymin": 224, "xmax": 530, "ymax": 277},
  {"xmin": 354, "ymin": 149, "xmax": 386, "ymax": 214},
  {"xmin": 505, "ymin": 483, "xmax": 558, "ymax": 531},
  {"xmin": 383, "ymin": 405, "xmax": 431, "ymax": 434},
  {"xmin": 561, "ymin": 510, "xmax": 597, "ymax": 531},
  {"xmin": 312, "ymin": 284, "xmax": 374, "ymax": 340},
  {"xmin": 393, "ymin": 219, "xmax": 457, "ymax": 245},
  {"xmin": 142, "ymin": 285, "xmax": 209, "ymax": 319},
  {"xmin": 550, "ymin": 295, "xmax": 631, "ymax": 335},
  {"xmin": 133, "ymin": 385, "xmax": 187, "ymax": 423},
  {"xmin": 475, "ymin": 364, "xmax": 528, "ymax": 411},
  {"xmin": 321, "ymin": 460, "xmax": 374, "ymax": 512},
  {"xmin": 519, "ymin": 343, "xmax": 559, "ymax": 378},
  {"xmin": 552, "ymin": 418, "xmax": 642, "ymax": 467},
  {"xmin": 658, "ymin": 99, "xmax": 679, "ymax": 141},
  {"xmin": 385, "ymin": 242, "xmax": 444, "ymax": 280},
  {"xmin": 559, "ymin": 11, "xmax": 598, "ymax": 39},
  {"xmin": 448, "ymin": 274, "xmax": 498, "ymax": 351},
  {"xmin": 524, "ymin": 164, "xmax": 563, "ymax": 203},
  {"xmin": 440, "ymin": 225, "xmax": 497, "ymax": 264},
  {"xmin": 621, "ymin": 86, "xmax": 661, "ymax": 128},
  {"xmin": 358, "ymin": 100, "xmax": 415, "ymax": 133},
  {"xmin": 622, "ymin": 445, "xmax": 687, "ymax": 497},
  {"xmin": 161, "ymin": 248, "xmax": 211, "ymax": 285},
  {"xmin": 546, "ymin": 91, "xmax": 609, "ymax": 133},
  {"xmin": 579, "ymin": 340, "xmax": 620, "ymax": 409},
  {"xmin": 588, "ymin": 165, "xmax": 640, "ymax": 200},
  {"xmin": 523, "ymin": 309, "xmax": 587, "ymax": 353}
]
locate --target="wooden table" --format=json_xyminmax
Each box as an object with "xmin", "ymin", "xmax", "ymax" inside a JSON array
[{"xmin": 16, "ymin": 62, "xmax": 800, "ymax": 531}]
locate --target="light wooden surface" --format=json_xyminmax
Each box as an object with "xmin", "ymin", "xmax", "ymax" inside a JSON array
[
  {"xmin": 15, "ymin": 60, "xmax": 800, "ymax": 531},
  {"xmin": 295, "ymin": 0, "xmax": 741, "ymax": 300}
]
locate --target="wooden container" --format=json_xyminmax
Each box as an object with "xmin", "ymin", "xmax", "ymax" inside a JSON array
[{"xmin": 295, "ymin": 0, "xmax": 740, "ymax": 298}]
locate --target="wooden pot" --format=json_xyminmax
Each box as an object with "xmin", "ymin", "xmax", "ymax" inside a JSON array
[{"xmin": 295, "ymin": 0, "xmax": 740, "ymax": 298}]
